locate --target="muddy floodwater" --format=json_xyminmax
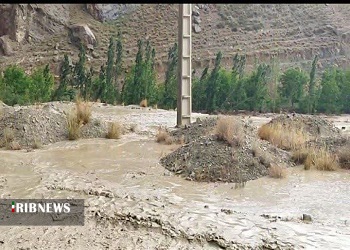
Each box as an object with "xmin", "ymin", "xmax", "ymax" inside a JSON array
[{"xmin": 0, "ymin": 107, "xmax": 350, "ymax": 249}]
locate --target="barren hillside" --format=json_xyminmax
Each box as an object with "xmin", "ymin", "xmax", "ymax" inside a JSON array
[{"xmin": 1, "ymin": 4, "xmax": 350, "ymax": 78}]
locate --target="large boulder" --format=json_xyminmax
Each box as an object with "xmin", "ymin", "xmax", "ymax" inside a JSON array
[
  {"xmin": 0, "ymin": 4, "xmax": 69, "ymax": 43},
  {"xmin": 86, "ymin": 4, "xmax": 139, "ymax": 22},
  {"xmin": 0, "ymin": 35, "xmax": 14, "ymax": 56},
  {"xmin": 69, "ymin": 24, "xmax": 97, "ymax": 47}
]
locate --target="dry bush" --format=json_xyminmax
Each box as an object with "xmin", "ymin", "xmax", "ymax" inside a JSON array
[
  {"xmin": 268, "ymin": 164, "xmax": 287, "ymax": 179},
  {"xmin": 106, "ymin": 122, "xmax": 122, "ymax": 139},
  {"xmin": 66, "ymin": 110, "xmax": 81, "ymax": 140},
  {"xmin": 156, "ymin": 128, "xmax": 174, "ymax": 145},
  {"xmin": 7, "ymin": 141, "xmax": 21, "ymax": 150},
  {"xmin": 177, "ymin": 135, "xmax": 185, "ymax": 145},
  {"xmin": 76, "ymin": 97, "xmax": 92, "ymax": 125},
  {"xmin": 140, "ymin": 99, "xmax": 148, "ymax": 107},
  {"xmin": 291, "ymin": 147, "xmax": 310, "ymax": 164},
  {"xmin": 251, "ymin": 141, "xmax": 261, "ymax": 157},
  {"xmin": 129, "ymin": 124, "xmax": 138, "ymax": 133},
  {"xmin": 304, "ymin": 147, "xmax": 339, "ymax": 171},
  {"xmin": 337, "ymin": 146, "xmax": 350, "ymax": 169},
  {"xmin": 164, "ymin": 136, "xmax": 174, "ymax": 145},
  {"xmin": 3, "ymin": 127, "xmax": 15, "ymax": 145},
  {"xmin": 258, "ymin": 122, "xmax": 308, "ymax": 150},
  {"xmin": 0, "ymin": 105, "xmax": 3, "ymax": 119},
  {"xmin": 32, "ymin": 138, "xmax": 42, "ymax": 149},
  {"xmin": 215, "ymin": 116, "xmax": 243, "ymax": 146}
]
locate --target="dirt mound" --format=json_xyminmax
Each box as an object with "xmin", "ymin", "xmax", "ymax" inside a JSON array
[
  {"xmin": 161, "ymin": 117, "xmax": 293, "ymax": 183},
  {"xmin": 268, "ymin": 114, "xmax": 341, "ymax": 138},
  {"xmin": 170, "ymin": 117, "xmax": 217, "ymax": 143},
  {"xmin": 0, "ymin": 104, "xmax": 107, "ymax": 149}
]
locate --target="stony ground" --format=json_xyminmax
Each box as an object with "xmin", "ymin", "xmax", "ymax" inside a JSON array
[
  {"xmin": 161, "ymin": 116, "xmax": 293, "ymax": 183},
  {"xmin": 161, "ymin": 113, "xmax": 348, "ymax": 183},
  {"xmin": 0, "ymin": 102, "xmax": 107, "ymax": 149}
]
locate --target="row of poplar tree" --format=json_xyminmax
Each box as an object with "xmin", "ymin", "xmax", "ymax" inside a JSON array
[
  {"xmin": 52, "ymin": 34, "xmax": 178, "ymax": 110},
  {"xmin": 192, "ymin": 53, "xmax": 350, "ymax": 114},
  {"xmin": 0, "ymin": 35, "xmax": 349, "ymax": 114}
]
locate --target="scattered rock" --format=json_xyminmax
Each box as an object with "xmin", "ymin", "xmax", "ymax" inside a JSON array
[
  {"xmin": 161, "ymin": 117, "xmax": 293, "ymax": 183},
  {"xmin": 0, "ymin": 35, "xmax": 15, "ymax": 56},
  {"xmin": 193, "ymin": 24, "xmax": 201, "ymax": 33},
  {"xmin": 69, "ymin": 24, "xmax": 97, "ymax": 47},
  {"xmin": 0, "ymin": 103, "xmax": 107, "ymax": 149},
  {"xmin": 192, "ymin": 9, "xmax": 200, "ymax": 16},
  {"xmin": 86, "ymin": 4, "xmax": 139, "ymax": 22},
  {"xmin": 193, "ymin": 16, "xmax": 201, "ymax": 24},
  {"xmin": 302, "ymin": 214, "xmax": 312, "ymax": 222}
]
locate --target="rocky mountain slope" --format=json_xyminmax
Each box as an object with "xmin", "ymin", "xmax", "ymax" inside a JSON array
[{"xmin": 1, "ymin": 4, "xmax": 350, "ymax": 78}]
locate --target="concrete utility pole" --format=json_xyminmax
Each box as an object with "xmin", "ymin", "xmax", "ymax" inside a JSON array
[{"xmin": 177, "ymin": 4, "xmax": 192, "ymax": 126}]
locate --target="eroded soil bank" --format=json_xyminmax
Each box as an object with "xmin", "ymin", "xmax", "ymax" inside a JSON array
[{"xmin": 0, "ymin": 103, "xmax": 350, "ymax": 249}]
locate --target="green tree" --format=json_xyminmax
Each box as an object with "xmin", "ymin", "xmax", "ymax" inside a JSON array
[
  {"xmin": 73, "ymin": 43, "xmax": 86, "ymax": 96},
  {"xmin": 161, "ymin": 43, "xmax": 178, "ymax": 109},
  {"xmin": 2, "ymin": 65, "xmax": 31, "ymax": 105},
  {"xmin": 29, "ymin": 65, "xmax": 54, "ymax": 103},
  {"xmin": 104, "ymin": 36, "xmax": 116, "ymax": 104},
  {"xmin": 340, "ymin": 70, "xmax": 350, "ymax": 113},
  {"xmin": 232, "ymin": 53, "xmax": 246, "ymax": 79},
  {"xmin": 266, "ymin": 57, "xmax": 281, "ymax": 112},
  {"xmin": 115, "ymin": 32, "xmax": 123, "ymax": 102},
  {"xmin": 206, "ymin": 51, "xmax": 222, "ymax": 113},
  {"xmin": 279, "ymin": 68, "xmax": 308, "ymax": 110},
  {"xmin": 307, "ymin": 55, "xmax": 318, "ymax": 113},
  {"xmin": 84, "ymin": 67, "xmax": 94, "ymax": 101},
  {"xmin": 53, "ymin": 54, "xmax": 72, "ymax": 101},
  {"xmin": 244, "ymin": 63, "xmax": 271, "ymax": 111},
  {"xmin": 193, "ymin": 66, "xmax": 209, "ymax": 111},
  {"xmin": 96, "ymin": 65, "xmax": 106, "ymax": 101},
  {"xmin": 141, "ymin": 41, "xmax": 157, "ymax": 104},
  {"xmin": 122, "ymin": 40, "xmax": 144, "ymax": 105},
  {"xmin": 122, "ymin": 40, "xmax": 158, "ymax": 105},
  {"xmin": 215, "ymin": 69, "xmax": 231, "ymax": 111},
  {"xmin": 317, "ymin": 68, "xmax": 341, "ymax": 114}
]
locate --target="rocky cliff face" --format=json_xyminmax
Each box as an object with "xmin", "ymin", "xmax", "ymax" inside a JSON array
[
  {"xmin": 0, "ymin": 4, "xmax": 68, "ymax": 43},
  {"xmin": 86, "ymin": 4, "xmax": 139, "ymax": 22},
  {"xmin": 1, "ymin": 4, "xmax": 350, "ymax": 78}
]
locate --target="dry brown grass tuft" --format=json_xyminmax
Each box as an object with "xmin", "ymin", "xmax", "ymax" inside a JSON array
[
  {"xmin": 67, "ymin": 110, "xmax": 81, "ymax": 140},
  {"xmin": 156, "ymin": 128, "xmax": 174, "ymax": 145},
  {"xmin": 177, "ymin": 135, "xmax": 185, "ymax": 145},
  {"xmin": 76, "ymin": 97, "xmax": 92, "ymax": 125},
  {"xmin": 106, "ymin": 122, "xmax": 122, "ymax": 139},
  {"xmin": 291, "ymin": 147, "xmax": 310, "ymax": 164},
  {"xmin": 268, "ymin": 164, "xmax": 287, "ymax": 179},
  {"xmin": 140, "ymin": 99, "xmax": 148, "ymax": 107},
  {"xmin": 164, "ymin": 136, "xmax": 174, "ymax": 145},
  {"xmin": 258, "ymin": 122, "xmax": 308, "ymax": 150},
  {"xmin": 337, "ymin": 146, "xmax": 350, "ymax": 169},
  {"xmin": 32, "ymin": 138, "xmax": 43, "ymax": 149},
  {"xmin": 3, "ymin": 127, "xmax": 15, "ymax": 145},
  {"xmin": 129, "ymin": 124, "xmax": 138, "ymax": 133},
  {"xmin": 7, "ymin": 141, "xmax": 21, "ymax": 150},
  {"xmin": 215, "ymin": 116, "xmax": 243, "ymax": 146},
  {"xmin": 304, "ymin": 147, "xmax": 339, "ymax": 171},
  {"xmin": 251, "ymin": 142, "xmax": 261, "ymax": 157}
]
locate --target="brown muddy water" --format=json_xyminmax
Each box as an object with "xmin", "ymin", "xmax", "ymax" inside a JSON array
[{"xmin": 0, "ymin": 109, "xmax": 349, "ymax": 249}]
